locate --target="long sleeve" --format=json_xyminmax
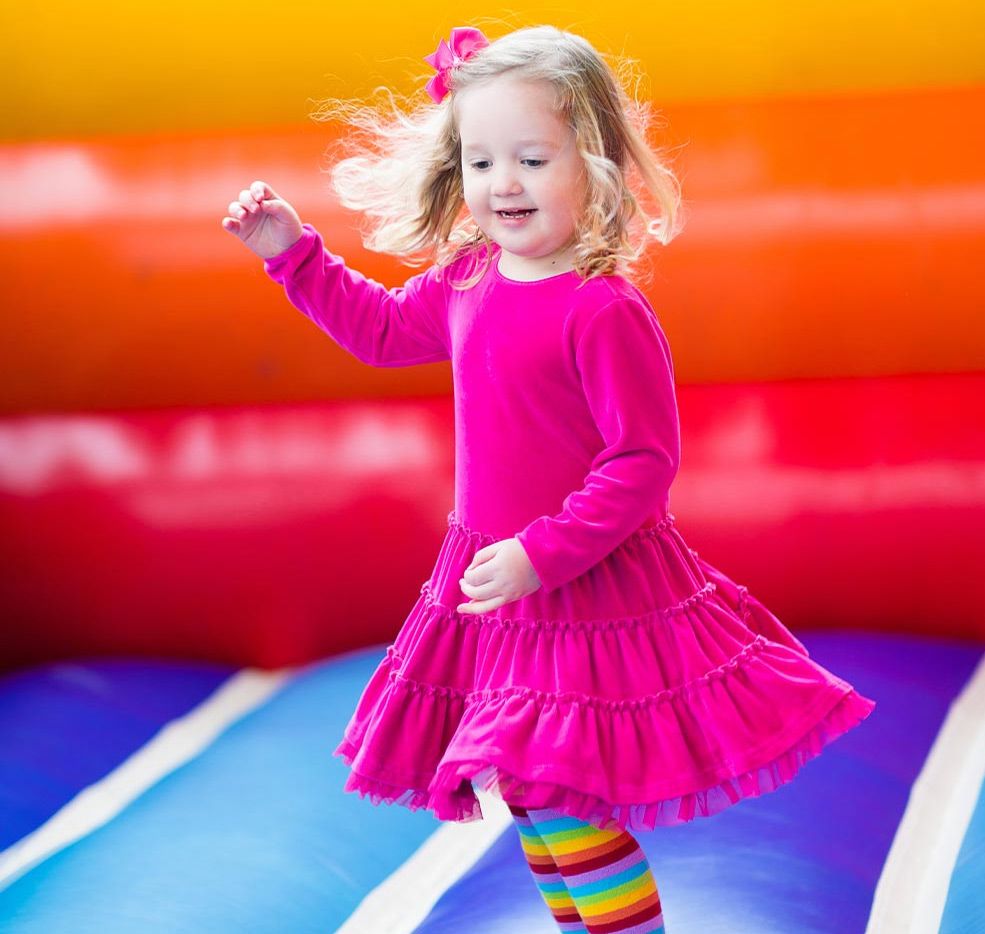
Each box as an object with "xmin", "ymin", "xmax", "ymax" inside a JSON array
[
  {"xmin": 262, "ymin": 222, "xmax": 451, "ymax": 367},
  {"xmin": 515, "ymin": 297, "xmax": 682, "ymax": 593}
]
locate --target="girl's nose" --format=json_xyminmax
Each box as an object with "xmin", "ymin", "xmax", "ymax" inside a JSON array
[{"xmin": 490, "ymin": 172, "xmax": 522, "ymax": 197}]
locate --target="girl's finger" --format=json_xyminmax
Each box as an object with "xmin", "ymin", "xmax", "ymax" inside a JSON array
[
  {"xmin": 460, "ymin": 575, "xmax": 498, "ymax": 598},
  {"xmin": 221, "ymin": 217, "xmax": 239, "ymax": 232},
  {"xmin": 468, "ymin": 551, "xmax": 494, "ymax": 570},
  {"xmin": 238, "ymin": 188, "xmax": 259, "ymax": 213},
  {"xmin": 462, "ymin": 568, "xmax": 493, "ymax": 589},
  {"xmin": 456, "ymin": 596, "xmax": 500, "ymax": 615},
  {"xmin": 251, "ymin": 180, "xmax": 270, "ymax": 202},
  {"xmin": 461, "ymin": 577, "xmax": 486, "ymax": 595}
]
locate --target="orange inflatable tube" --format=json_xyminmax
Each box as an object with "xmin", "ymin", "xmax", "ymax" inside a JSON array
[{"xmin": 1, "ymin": 86, "xmax": 983, "ymax": 414}]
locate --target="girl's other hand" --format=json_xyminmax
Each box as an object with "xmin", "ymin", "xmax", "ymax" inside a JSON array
[
  {"xmin": 457, "ymin": 538, "xmax": 542, "ymax": 615},
  {"xmin": 221, "ymin": 180, "xmax": 304, "ymax": 260}
]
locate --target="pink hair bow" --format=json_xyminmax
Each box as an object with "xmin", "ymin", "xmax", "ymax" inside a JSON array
[{"xmin": 423, "ymin": 26, "xmax": 490, "ymax": 103}]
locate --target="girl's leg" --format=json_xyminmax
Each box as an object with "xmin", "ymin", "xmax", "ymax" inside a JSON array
[
  {"xmin": 509, "ymin": 803, "xmax": 588, "ymax": 933},
  {"xmin": 525, "ymin": 806, "xmax": 665, "ymax": 934}
]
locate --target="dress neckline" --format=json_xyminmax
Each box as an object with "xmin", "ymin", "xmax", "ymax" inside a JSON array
[{"xmin": 492, "ymin": 244, "xmax": 580, "ymax": 285}]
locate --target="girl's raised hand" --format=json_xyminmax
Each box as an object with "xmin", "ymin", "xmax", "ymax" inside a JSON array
[{"xmin": 222, "ymin": 180, "xmax": 304, "ymax": 260}]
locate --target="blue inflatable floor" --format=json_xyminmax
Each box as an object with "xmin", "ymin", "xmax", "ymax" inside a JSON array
[{"xmin": 0, "ymin": 632, "xmax": 982, "ymax": 933}]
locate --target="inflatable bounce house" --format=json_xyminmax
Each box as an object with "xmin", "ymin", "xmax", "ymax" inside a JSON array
[{"xmin": 1, "ymin": 8, "xmax": 983, "ymax": 933}]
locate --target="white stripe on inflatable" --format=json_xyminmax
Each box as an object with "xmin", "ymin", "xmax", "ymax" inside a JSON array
[
  {"xmin": 866, "ymin": 650, "xmax": 985, "ymax": 933},
  {"xmin": 335, "ymin": 788, "xmax": 513, "ymax": 934},
  {"xmin": 0, "ymin": 667, "xmax": 294, "ymax": 893}
]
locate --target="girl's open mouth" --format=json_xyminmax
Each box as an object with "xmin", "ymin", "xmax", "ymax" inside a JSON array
[{"xmin": 497, "ymin": 209, "xmax": 536, "ymax": 224}]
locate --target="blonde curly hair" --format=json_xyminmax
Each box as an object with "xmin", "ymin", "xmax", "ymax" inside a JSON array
[{"xmin": 309, "ymin": 24, "xmax": 686, "ymax": 290}]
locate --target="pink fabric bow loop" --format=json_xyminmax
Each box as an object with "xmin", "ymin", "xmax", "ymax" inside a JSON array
[{"xmin": 423, "ymin": 26, "xmax": 490, "ymax": 103}]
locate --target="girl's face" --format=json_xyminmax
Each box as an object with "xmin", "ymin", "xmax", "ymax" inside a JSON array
[{"xmin": 455, "ymin": 76, "xmax": 587, "ymax": 280}]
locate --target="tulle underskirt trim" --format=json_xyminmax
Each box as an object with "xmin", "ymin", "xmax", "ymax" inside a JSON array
[{"xmin": 332, "ymin": 686, "xmax": 876, "ymax": 832}]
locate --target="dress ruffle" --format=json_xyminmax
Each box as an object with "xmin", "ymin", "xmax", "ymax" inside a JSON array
[{"xmin": 332, "ymin": 510, "xmax": 877, "ymax": 832}]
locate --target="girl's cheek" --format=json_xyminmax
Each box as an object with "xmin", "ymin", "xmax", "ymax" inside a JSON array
[{"xmin": 462, "ymin": 189, "xmax": 483, "ymax": 216}]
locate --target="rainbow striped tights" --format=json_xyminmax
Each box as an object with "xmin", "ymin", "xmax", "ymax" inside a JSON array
[{"xmin": 509, "ymin": 804, "xmax": 666, "ymax": 933}]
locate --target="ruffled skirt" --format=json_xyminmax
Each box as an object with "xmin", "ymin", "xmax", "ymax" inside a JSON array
[{"xmin": 332, "ymin": 510, "xmax": 876, "ymax": 832}]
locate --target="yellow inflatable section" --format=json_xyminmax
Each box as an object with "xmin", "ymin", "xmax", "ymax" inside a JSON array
[{"xmin": 5, "ymin": 4, "xmax": 984, "ymax": 140}]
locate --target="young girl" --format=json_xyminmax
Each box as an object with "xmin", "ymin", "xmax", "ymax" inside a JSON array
[{"xmin": 222, "ymin": 24, "xmax": 876, "ymax": 934}]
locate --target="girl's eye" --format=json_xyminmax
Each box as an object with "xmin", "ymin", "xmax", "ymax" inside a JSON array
[{"xmin": 468, "ymin": 159, "xmax": 546, "ymax": 171}]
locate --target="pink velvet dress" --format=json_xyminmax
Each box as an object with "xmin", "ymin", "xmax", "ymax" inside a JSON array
[{"xmin": 264, "ymin": 223, "xmax": 877, "ymax": 832}]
